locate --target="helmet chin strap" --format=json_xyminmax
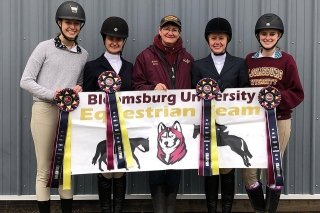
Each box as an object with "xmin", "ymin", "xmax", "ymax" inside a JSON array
[
  {"xmin": 257, "ymin": 35, "xmax": 280, "ymax": 51},
  {"xmin": 213, "ymin": 42, "xmax": 228, "ymax": 56},
  {"xmin": 213, "ymin": 51, "xmax": 226, "ymax": 56},
  {"xmin": 119, "ymin": 38, "xmax": 128, "ymax": 56},
  {"xmin": 60, "ymin": 29, "xmax": 77, "ymax": 42},
  {"xmin": 260, "ymin": 42, "xmax": 278, "ymax": 51},
  {"xmin": 106, "ymin": 38, "xmax": 127, "ymax": 56},
  {"xmin": 57, "ymin": 21, "xmax": 78, "ymax": 42}
]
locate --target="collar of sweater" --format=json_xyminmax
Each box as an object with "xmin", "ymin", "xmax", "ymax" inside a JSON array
[
  {"xmin": 54, "ymin": 36, "xmax": 81, "ymax": 53},
  {"xmin": 252, "ymin": 48, "xmax": 282, "ymax": 59}
]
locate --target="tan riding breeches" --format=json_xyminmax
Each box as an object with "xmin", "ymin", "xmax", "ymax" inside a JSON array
[
  {"xmin": 102, "ymin": 172, "xmax": 125, "ymax": 179},
  {"xmin": 242, "ymin": 119, "xmax": 292, "ymax": 187},
  {"xmin": 31, "ymin": 102, "xmax": 73, "ymax": 201}
]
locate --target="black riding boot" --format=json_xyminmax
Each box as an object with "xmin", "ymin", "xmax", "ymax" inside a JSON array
[
  {"xmin": 166, "ymin": 184, "xmax": 179, "ymax": 213},
  {"xmin": 221, "ymin": 170, "xmax": 235, "ymax": 213},
  {"xmin": 205, "ymin": 175, "xmax": 219, "ymax": 213},
  {"xmin": 61, "ymin": 199, "xmax": 73, "ymax": 213},
  {"xmin": 150, "ymin": 184, "xmax": 166, "ymax": 213},
  {"xmin": 113, "ymin": 175, "xmax": 126, "ymax": 213},
  {"xmin": 265, "ymin": 186, "xmax": 281, "ymax": 213},
  {"xmin": 246, "ymin": 182, "xmax": 265, "ymax": 213},
  {"xmin": 37, "ymin": 200, "xmax": 50, "ymax": 213},
  {"xmin": 98, "ymin": 174, "xmax": 112, "ymax": 213}
]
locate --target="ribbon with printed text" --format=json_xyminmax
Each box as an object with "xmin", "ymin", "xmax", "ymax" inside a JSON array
[
  {"xmin": 258, "ymin": 85, "xmax": 284, "ymax": 186},
  {"xmin": 47, "ymin": 88, "xmax": 79, "ymax": 188},
  {"xmin": 98, "ymin": 71, "xmax": 134, "ymax": 170},
  {"xmin": 196, "ymin": 78, "xmax": 220, "ymax": 176}
]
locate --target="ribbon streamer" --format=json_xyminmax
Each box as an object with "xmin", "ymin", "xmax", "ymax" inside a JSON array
[
  {"xmin": 47, "ymin": 88, "xmax": 79, "ymax": 188},
  {"xmin": 116, "ymin": 93, "xmax": 135, "ymax": 168},
  {"xmin": 258, "ymin": 85, "xmax": 284, "ymax": 186},
  {"xmin": 105, "ymin": 94, "xmax": 115, "ymax": 170},
  {"xmin": 98, "ymin": 71, "xmax": 132, "ymax": 170},
  {"xmin": 196, "ymin": 78, "xmax": 220, "ymax": 176},
  {"xmin": 63, "ymin": 113, "xmax": 72, "ymax": 190}
]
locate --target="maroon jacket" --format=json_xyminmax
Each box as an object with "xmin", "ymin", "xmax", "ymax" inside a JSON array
[
  {"xmin": 246, "ymin": 50, "xmax": 304, "ymax": 119},
  {"xmin": 132, "ymin": 35, "xmax": 193, "ymax": 90}
]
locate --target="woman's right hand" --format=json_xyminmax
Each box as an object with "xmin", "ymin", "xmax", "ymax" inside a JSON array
[
  {"xmin": 154, "ymin": 83, "xmax": 167, "ymax": 90},
  {"xmin": 54, "ymin": 88, "xmax": 62, "ymax": 98}
]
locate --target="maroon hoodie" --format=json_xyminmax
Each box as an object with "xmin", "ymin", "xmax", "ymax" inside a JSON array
[{"xmin": 132, "ymin": 35, "xmax": 193, "ymax": 90}]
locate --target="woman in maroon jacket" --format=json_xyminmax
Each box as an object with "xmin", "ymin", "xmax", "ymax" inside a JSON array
[
  {"xmin": 243, "ymin": 13, "xmax": 304, "ymax": 213},
  {"xmin": 132, "ymin": 15, "xmax": 193, "ymax": 213}
]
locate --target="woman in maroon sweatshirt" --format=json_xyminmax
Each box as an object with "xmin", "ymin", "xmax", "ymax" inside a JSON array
[
  {"xmin": 243, "ymin": 13, "xmax": 304, "ymax": 213},
  {"xmin": 132, "ymin": 15, "xmax": 193, "ymax": 213}
]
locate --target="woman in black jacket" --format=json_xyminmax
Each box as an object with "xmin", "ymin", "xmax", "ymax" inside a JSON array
[
  {"xmin": 83, "ymin": 16, "xmax": 132, "ymax": 213},
  {"xmin": 192, "ymin": 17, "xmax": 250, "ymax": 213}
]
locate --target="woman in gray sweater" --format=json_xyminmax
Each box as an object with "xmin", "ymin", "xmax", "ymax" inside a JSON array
[{"xmin": 20, "ymin": 1, "xmax": 88, "ymax": 212}]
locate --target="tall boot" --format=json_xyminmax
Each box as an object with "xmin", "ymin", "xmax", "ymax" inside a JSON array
[
  {"xmin": 37, "ymin": 200, "xmax": 50, "ymax": 213},
  {"xmin": 205, "ymin": 175, "xmax": 219, "ymax": 213},
  {"xmin": 61, "ymin": 199, "xmax": 73, "ymax": 213},
  {"xmin": 98, "ymin": 174, "xmax": 112, "ymax": 213},
  {"xmin": 220, "ymin": 170, "xmax": 235, "ymax": 213},
  {"xmin": 265, "ymin": 186, "xmax": 281, "ymax": 213},
  {"xmin": 150, "ymin": 184, "xmax": 166, "ymax": 213},
  {"xmin": 113, "ymin": 175, "xmax": 126, "ymax": 213},
  {"xmin": 166, "ymin": 184, "xmax": 179, "ymax": 213},
  {"xmin": 246, "ymin": 182, "xmax": 265, "ymax": 213}
]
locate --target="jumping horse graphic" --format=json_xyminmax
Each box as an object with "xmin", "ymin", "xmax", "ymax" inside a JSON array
[{"xmin": 193, "ymin": 124, "xmax": 253, "ymax": 167}]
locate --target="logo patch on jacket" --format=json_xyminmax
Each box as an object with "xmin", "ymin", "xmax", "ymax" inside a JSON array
[
  {"xmin": 152, "ymin": 60, "xmax": 159, "ymax": 66},
  {"xmin": 183, "ymin": 58, "xmax": 191, "ymax": 64}
]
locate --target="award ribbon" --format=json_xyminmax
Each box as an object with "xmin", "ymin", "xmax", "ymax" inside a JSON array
[
  {"xmin": 196, "ymin": 78, "xmax": 220, "ymax": 176},
  {"xmin": 98, "ymin": 71, "xmax": 128, "ymax": 170},
  {"xmin": 258, "ymin": 85, "xmax": 284, "ymax": 186},
  {"xmin": 47, "ymin": 88, "xmax": 79, "ymax": 188},
  {"xmin": 116, "ymin": 93, "xmax": 135, "ymax": 168},
  {"xmin": 62, "ymin": 114, "xmax": 72, "ymax": 190}
]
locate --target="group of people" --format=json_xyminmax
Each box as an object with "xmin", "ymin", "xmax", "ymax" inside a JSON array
[{"xmin": 20, "ymin": 1, "xmax": 304, "ymax": 213}]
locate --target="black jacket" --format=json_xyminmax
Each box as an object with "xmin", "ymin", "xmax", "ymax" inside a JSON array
[
  {"xmin": 192, "ymin": 53, "xmax": 249, "ymax": 91},
  {"xmin": 83, "ymin": 54, "xmax": 133, "ymax": 92}
]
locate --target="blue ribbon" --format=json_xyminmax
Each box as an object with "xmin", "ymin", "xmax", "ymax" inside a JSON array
[
  {"xmin": 108, "ymin": 93, "xmax": 126, "ymax": 169},
  {"xmin": 266, "ymin": 109, "xmax": 284, "ymax": 186},
  {"xmin": 47, "ymin": 111, "xmax": 69, "ymax": 188},
  {"xmin": 202, "ymin": 99, "xmax": 212, "ymax": 176}
]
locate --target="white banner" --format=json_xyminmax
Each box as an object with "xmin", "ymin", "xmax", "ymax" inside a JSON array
[{"xmin": 71, "ymin": 88, "xmax": 267, "ymax": 175}]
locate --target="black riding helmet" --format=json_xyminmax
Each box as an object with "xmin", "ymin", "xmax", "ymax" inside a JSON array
[
  {"xmin": 100, "ymin": 17, "xmax": 129, "ymax": 40},
  {"xmin": 255, "ymin": 13, "xmax": 284, "ymax": 37},
  {"xmin": 255, "ymin": 13, "xmax": 284, "ymax": 50},
  {"xmin": 55, "ymin": 1, "xmax": 86, "ymax": 41},
  {"xmin": 56, "ymin": 1, "xmax": 86, "ymax": 27},
  {"xmin": 205, "ymin": 17, "xmax": 232, "ymax": 42}
]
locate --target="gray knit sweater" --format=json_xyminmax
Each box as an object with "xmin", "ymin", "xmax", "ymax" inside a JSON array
[{"xmin": 20, "ymin": 38, "xmax": 88, "ymax": 101}]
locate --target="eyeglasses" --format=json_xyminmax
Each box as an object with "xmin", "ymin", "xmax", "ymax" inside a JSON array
[{"xmin": 161, "ymin": 27, "xmax": 180, "ymax": 34}]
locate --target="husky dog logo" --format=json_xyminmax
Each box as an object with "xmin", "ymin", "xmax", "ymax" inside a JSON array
[
  {"xmin": 157, "ymin": 121, "xmax": 187, "ymax": 165},
  {"xmin": 193, "ymin": 123, "xmax": 253, "ymax": 167}
]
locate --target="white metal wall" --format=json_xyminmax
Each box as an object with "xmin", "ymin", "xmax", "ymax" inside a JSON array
[{"xmin": 0, "ymin": 0, "xmax": 319, "ymax": 196}]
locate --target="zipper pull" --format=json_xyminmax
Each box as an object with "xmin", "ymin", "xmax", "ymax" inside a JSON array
[{"xmin": 171, "ymin": 67, "xmax": 175, "ymax": 78}]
